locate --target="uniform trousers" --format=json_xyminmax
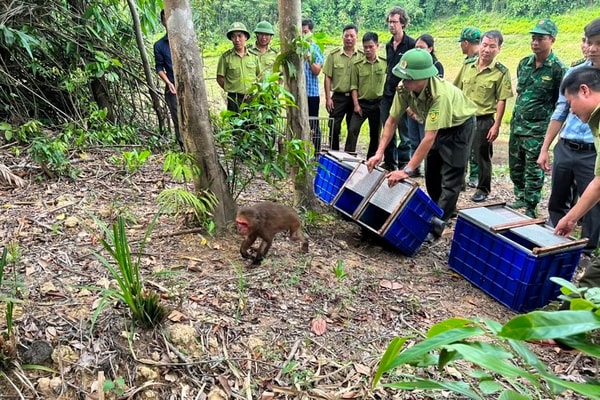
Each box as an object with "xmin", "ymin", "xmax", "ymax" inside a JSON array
[
  {"xmin": 548, "ymin": 139, "xmax": 600, "ymax": 254},
  {"xmin": 345, "ymin": 98, "xmax": 381, "ymax": 158},
  {"xmin": 426, "ymin": 116, "xmax": 475, "ymax": 221},
  {"xmin": 472, "ymin": 115, "xmax": 495, "ymax": 195},
  {"xmin": 380, "ymin": 95, "xmax": 410, "ymax": 170},
  {"xmin": 508, "ymin": 134, "xmax": 545, "ymax": 208},
  {"xmin": 329, "ymin": 93, "xmax": 353, "ymax": 151}
]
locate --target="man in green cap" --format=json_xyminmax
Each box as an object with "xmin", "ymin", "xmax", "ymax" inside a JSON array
[
  {"xmin": 508, "ymin": 19, "xmax": 567, "ymax": 218},
  {"xmin": 250, "ymin": 21, "xmax": 278, "ymax": 76},
  {"xmin": 367, "ymin": 48, "xmax": 477, "ymax": 227},
  {"xmin": 216, "ymin": 22, "xmax": 260, "ymax": 112},
  {"xmin": 457, "ymin": 26, "xmax": 482, "ymax": 189},
  {"xmin": 323, "ymin": 24, "xmax": 363, "ymax": 151},
  {"xmin": 454, "ymin": 30, "xmax": 513, "ymax": 203}
]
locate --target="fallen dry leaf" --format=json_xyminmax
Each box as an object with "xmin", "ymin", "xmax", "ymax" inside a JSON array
[
  {"xmin": 379, "ymin": 279, "xmax": 402, "ymax": 290},
  {"xmin": 167, "ymin": 310, "xmax": 187, "ymax": 322},
  {"xmin": 311, "ymin": 317, "xmax": 327, "ymax": 336}
]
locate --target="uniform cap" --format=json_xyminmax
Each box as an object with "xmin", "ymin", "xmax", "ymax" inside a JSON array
[
  {"xmin": 254, "ymin": 21, "xmax": 275, "ymax": 35},
  {"xmin": 227, "ymin": 22, "xmax": 250, "ymax": 40},
  {"xmin": 530, "ymin": 19, "xmax": 558, "ymax": 37},
  {"xmin": 457, "ymin": 27, "xmax": 481, "ymax": 43},
  {"xmin": 392, "ymin": 49, "xmax": 438, "ymax": 80}
]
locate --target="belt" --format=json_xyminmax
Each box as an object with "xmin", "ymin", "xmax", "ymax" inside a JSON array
[
  {"xmin": 333, "ymin": 92, "xmax": 351, "ymax": 97},
  {"xmin": 561, "ymin": 138, "xmax": 595, "ymax": 151},
  {"xmin": 476, "ymin": 114, "xmax": 494, "ymax": 120}
]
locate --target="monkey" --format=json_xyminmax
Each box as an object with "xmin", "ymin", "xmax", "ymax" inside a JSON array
[{"xmin": 236, "ymin": 201, "xmax": 309, "ymax": 263}]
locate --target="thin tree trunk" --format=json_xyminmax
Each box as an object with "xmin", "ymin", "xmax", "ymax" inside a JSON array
[
  {"xmin": 162, "ymin": 0, "xmax": 236, "ymax": 230},
  {"xmin": 126, "ymin": 0, "xmax": 164, "ymax": 134},
  {"xmin": 278, "ymin": 0, "xmax": 317, "ymax": 208}
]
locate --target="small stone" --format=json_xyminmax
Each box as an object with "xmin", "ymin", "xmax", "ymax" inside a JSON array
[{"xmin": 20, "ymin": 340, "xmax": 53, "ymax": 364}]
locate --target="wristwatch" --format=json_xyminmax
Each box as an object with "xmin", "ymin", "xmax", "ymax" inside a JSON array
[{"xmin": 403, "ymin": 166, "xmax": 414, "ymax": 177}]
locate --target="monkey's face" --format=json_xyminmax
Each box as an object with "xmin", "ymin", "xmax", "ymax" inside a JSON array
[{"xmin": 236, "ymin": 217, "xmax": 250, "ymax": 235}]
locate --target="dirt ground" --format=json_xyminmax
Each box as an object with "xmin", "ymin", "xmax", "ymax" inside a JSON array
[{"xmin": 0, "ymin": 139, "xmax": 596, "ymax": 399}]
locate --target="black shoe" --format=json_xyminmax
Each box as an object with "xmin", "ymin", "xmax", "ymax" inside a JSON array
[
  {"xmin": 471, "ymin": 192, "xmax": 488, "ymax": 202},
  {"xmin": 467, "ymin": 179, "xmax": 478, "ymax": 188}
]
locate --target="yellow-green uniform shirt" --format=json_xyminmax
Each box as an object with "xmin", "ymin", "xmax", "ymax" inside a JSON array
[
  {"xmin": 350, "ymin": 56, "xmax": 386, "ymax": 100},
  {"xmin": 249, "ymin": 44, "xmax": 278, "ymax": 76},
  {"xmin": 453, "ymin": 57, "xmax": 513, "ymax": 116},
  {"xmin": 588, "ymin": 103, "xmax": 600, "ymax": 176},
  {"xmin": 390, "ymin": 76, "xmax": 478, "ymax": 131},
  {"xmin": 323, "ymin": 47, "xmax": 364, "ymax": 93},
  {"xmin": 216, "ymin": 47, "xmax": 259, "ymax": 94}
]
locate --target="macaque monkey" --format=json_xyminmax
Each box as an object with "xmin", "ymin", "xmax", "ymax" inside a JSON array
[{"xmin": 236, "ymin": 201, "xmax": 309, "ymax": 263}]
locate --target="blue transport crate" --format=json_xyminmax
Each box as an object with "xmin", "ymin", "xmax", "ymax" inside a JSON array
[
  {"xmin": 448, "ymin": 206, "xmax": 587, "ymax": 312},
  {"xmin": 314, "ymin": 151, "xmax": 359, "ymax": 205},
  {"xmin": 356, "ymin": 179, "xmax": 443, "ymax": 256},
  {"xmin": 333, "ymin": 163, "xmax": 385, "ymax": 218}
]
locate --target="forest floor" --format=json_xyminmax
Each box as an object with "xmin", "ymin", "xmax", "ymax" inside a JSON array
[{"xmin": 0, "ymin": 138, "xmax": 596, "ymax": 399}]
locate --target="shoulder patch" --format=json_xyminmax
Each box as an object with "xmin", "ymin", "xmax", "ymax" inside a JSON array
[
  {"xmin": 428, "ymin": 110, "xmax": 439, "ymax": 122},
  {"xmin": 495, "ymin": 61, "xmax": 508, "ymax": 73},
  {"xmin": 570, "ymin": 57, "xmax": 586, "ymax": 68}
]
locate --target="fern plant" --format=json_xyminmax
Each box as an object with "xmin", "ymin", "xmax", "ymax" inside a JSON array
[{"xmin": 157, "ymin": 188, "xmax": 217, "ymax": 233}]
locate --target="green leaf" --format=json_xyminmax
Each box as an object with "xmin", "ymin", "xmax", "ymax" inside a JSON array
[
  {"xmin": 427, "ymin": 317, "xmax": 473, "ymax": 338},
  {"xmin": 543, "ymin": 374, "xmax": 600, "ymax": 398},
  {"xmin": 499, "ymin": 310, "xmax": 600, "ymax": 340},
  {"xmin": 372, "ymin": 336, "xmax": 408, "ymax": 387},
  {"xmin": 384, "ymin": 378, "xmax": 481, "ymax": 399},
  {"xmin": 550, "ymin": 276, "xmax": 579, "ymax": 295},
  {"xmin": 446, "ymin": 343, "xmax": 535, "ymax": 380},
  {"xmin": 498, "ymin": 390, "xmax": 530, "ymax": 400},
  {"xmin": 479, "ymin": 379, "xmax": 503, "ymax": 395}
]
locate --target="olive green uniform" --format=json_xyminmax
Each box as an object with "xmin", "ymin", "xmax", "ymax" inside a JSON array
[
  {"xmin": 249, "ymin": 45, "xmax": 278, "ymax": 77},
  {"xmin": 346, "ymin": 56, "xmax": 386, "ymax": 157},
  {"xmin": 454, "ymin": 57, "xmax": 513, "ymax": 195},
  {"xmin": 574, "ymin": 104, "xmax": 600, "ymax": 291},
  {"xmin": 390, "ymin": 77, "xmax": 477, "ymax": 220},
  {"xmin": 323, "ymin": 47, "xmax": 363, "ymax": 150},
  {"xmin": 508, "ymin": 52, "xmax": 567, "ymax": 212},
  {"xmin": 216, "ymin": 47, "xmax": 260, "ymax": 111}
]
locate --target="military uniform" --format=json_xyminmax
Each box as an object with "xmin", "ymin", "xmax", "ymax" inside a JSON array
[
  {"xmin": 217, "ymin": 48, "xmax": 259, "ymax": 112},
  {"xmin": 390, "ymin": 63, "xmax": 477, "ymax": 220},
  {"xmin": 346, "ymin": 55, "xmax": 387, "ymax": 158},
  {"xmin": 249, "ymin": 45, "xmax": 278, "ymax": 76},
  {"xmin": 454, "ymin": 57, "xmax": 513, "ymax": 197},
  {"xmin": 509, "ymin": 52, "xmax": 566, "ymax": 212},
  {"xmin": 323, "ymin": 47, "xmax": 363, "ymax": 150}
]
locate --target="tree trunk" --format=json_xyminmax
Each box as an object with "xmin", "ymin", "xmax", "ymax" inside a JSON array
[
  {"xmin": 162, "ymin": 0, "xmax": 237, "ymax": 230},
  {"xmin": 125, "ymin": 0, "xmax": 164, "ymax": 134},
  {"xmin": 278, "ymin": 0, "xmax": 317, "ymax": 208}
]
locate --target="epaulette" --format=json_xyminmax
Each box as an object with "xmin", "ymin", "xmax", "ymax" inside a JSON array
[
  {"xmin": 379, "ymin": 55, "xmax": 387, "ymax": 62},
  {"xmin": 570, "ymin": 57, "xmax": 586, "ymax": 67},
  {"xmin": 247, "ymin": 46, "xmax": 259, "ymax": 55},
  {"xmin": 329, "ymin": 47, "xmax": 342, "ymax": 55},
  {"xmin": 495, "ymin": 61, "xmax": 508, "ymax": 73},
  {"xmin": 464, "ymin": 55, "xmax": 478, "ymax": 64},
  {"xmin": 356, "ymin": 48, "xmax": 365, "ymax": 55},
  {"xmin": 268, "ymin": 47, "xmax": 279, "ymax": 54},
  {"xmin": 222, "ymin": 48, "xmax": 236, "ymax": 57}
]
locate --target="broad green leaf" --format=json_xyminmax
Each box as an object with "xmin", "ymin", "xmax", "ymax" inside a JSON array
[
  {"xmin": 372, "ymin": 336, "xmax": 408, "ymax": 387},
  {"xmin": 385, "ymin": 327, "xmax": 484, "ymax": 372},
  {"xmin": 479, "ymin": 379, "xmax": 503, "ymax": 394},
  {"xmin": 498, "ymin": 390, "xmax": 530, "ymax": 400},
  {"xmin": 550, "ymin": 277, "xmax": 579, "ymax": 295},
  {"xmin": 446, "ymin": 343, "xmax": 535, "ymax": 380},
  {"xmin": 438, "ymin": 348, "xmax": 459, "ymax": 370},
  {"xmin": 559, "ymin": 335, "xmax": 600, "ymax": 357},
  {"xmin": 569, "ymin": 298, "xmax": 597, "ymax": 311},
  {"xmin": 427, "ymin": 317, "xmax": 474, "ymax": 338},
  {"xmin": 499, "ymin": 310, "xmax": 600, "ymax": 340},
  {"xmin": 384, "ymin": 378, "xmax": 481, "ymax": 399},
  {"xmin": 544, "ymin": 374, "xmax": 600, "ymax": 398}
]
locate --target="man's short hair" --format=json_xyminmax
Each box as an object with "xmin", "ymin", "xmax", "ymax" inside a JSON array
[
  {"xmin": 560, "ymin": 66, "xmax": 600, "ymax": 95},
  {"xmin": 585, "ymin": 17, "xmax": 600, "ymax": 39},
  {"xmin": 363, "ymin": 32, "xmax": 378, "ymax": 44},
  {"xmin": 343, "ymin": 24, "xmax": 358, "ymax": 34},
  {"xmin": 388, "ymin": 6, "xmax": 409, "ymax": 27},
  {"xmin": 482, "ymin": 30, "xmax": 504, "ymax": 46},
  {"xmin": 302, "ymin": 19, "xmax": 314, "ymax": 31}
]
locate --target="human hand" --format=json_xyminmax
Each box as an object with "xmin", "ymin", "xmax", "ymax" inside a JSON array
[
  {"xmin": 487, "ymin": 125, "xmax": 499, "ymax": 143},
  {"xmin": 537, "ymin": 150, "xmax": 551, "ymax": 172},
  {"xmin": 366, "ymin": 154, "xmax": 382, "ymax": 172},
  {"xmin": 554, "ymin": 216, "xmax": 576, "ymax": 237},
  {"xmin": 386, "ymin": 170, "xmax": 408, "ymax": 187}
]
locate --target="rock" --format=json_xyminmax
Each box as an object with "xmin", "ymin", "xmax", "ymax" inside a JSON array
[{"xmin": 20, "ymin": 340, "xmax": 53, "ymax": 364}]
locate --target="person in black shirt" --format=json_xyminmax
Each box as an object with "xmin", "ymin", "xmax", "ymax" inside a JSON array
[{"xmin": 380, "ymin": 6, "xmax": 416, "ymax": 171}]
